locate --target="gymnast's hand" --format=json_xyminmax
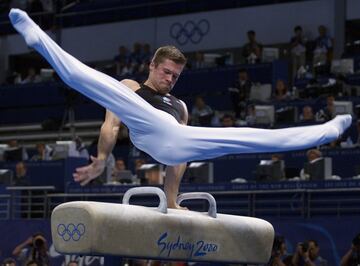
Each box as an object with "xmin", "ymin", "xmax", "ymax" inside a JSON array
[{"xmin": 73, "ymin": 156, "xmax": 106, "ymax": 186}]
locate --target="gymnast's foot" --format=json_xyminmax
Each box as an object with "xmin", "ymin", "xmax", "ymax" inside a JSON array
[
  {"xmin": 327, "ymin": 114, "xmax": 352, "ymax": 136},
  {"xmin": 168, "ymin": 203, "xmax": 188, "ymax": 211},
  {"xmin": 9, "ymin": 8, "xmax": 40, "ymax": 48}
]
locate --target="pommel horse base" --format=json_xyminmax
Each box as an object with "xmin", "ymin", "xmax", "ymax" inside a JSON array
[{"xmin": 51, "ymin": 187, "xmax": 274, "ymax": 264}]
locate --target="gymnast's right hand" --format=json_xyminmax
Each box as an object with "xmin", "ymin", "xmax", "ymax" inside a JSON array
[{"xmin": 73, "ymin": 156, "xmax": 106, "ymax": 186}]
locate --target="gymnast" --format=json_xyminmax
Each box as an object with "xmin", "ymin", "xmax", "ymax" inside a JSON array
[{"xmin": 9, "ymin": 9, "xmax": 352, "ymax": 209}]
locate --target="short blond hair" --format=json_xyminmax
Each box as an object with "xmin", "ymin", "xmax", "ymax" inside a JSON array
[{"xmin": 152, "ymin": 46, "xmax": 187, "ymax": 66}]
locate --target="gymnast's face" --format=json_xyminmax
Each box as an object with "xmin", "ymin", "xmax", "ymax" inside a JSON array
[{"xmin": 149, "ymin": 59, "xmax": 184, "ymax": 94}]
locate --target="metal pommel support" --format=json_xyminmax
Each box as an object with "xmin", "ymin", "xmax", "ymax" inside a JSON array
[
  {"xmin": 123, "ymin": 186, "xmax": 167, "ymax": 213},
  {"xmin": 177, "ymin": 192, "xmax": 217, "ymax": 218}
]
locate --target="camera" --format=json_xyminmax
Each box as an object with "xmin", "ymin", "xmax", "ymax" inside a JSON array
[
  {"xmin": 33, "ymin": 234, "xmax": 46, "ymax": 249},
  {"xmin": 299, "ymin": 242, "xmax": 309, "ymax": 253},
  {"xmin": 272, "ymin": 236, "xmax": 285, "ymax": 256},
  {"xmin": 353, "ymin": 233, "xmax": 360, "ymax": 248}
]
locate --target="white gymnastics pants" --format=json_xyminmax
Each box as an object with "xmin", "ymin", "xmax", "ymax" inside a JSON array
[{"xmin": 9, "ymin": 9, "xmax": 351, "ymax": 165}]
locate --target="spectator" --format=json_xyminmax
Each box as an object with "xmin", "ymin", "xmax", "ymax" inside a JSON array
[
  {"xmin": 130, "ymin": 42, "xmax": 143, "ymax": 73},
  {"xmin": 191, "ymin": 96, "xmax": 214, "ymax": 126},
  {"xmin": 292, "ymin": 240, "xmax": 327, "ymax": 265},
  {"xmin": 191, "ymin": 51, "xmax": 205, "ymax": 69},
  {"xmin": 273, "ymin": 79, "xmax": 290, "ymax": 101},
  {"xmin": 313, "ymin": 25, "xmax": 333, "ymax": 68},
  {"xmin": 26, "ymin": 262, "xmax": 38, "ymax": 266},
  {"xmin": 67, "ymin": 261, "xmax": 78, "ymax": 266},
  {"xmin": 74, "ymin": 136, "xmax": 89, "ymax": 160},
  {"xmin": 341, "ymin": 233, "xmax": 360, "ymax": 266},
  {"xmin": 22, "ymin": 67, "xmax": 41, "ymax": 84},
  {"xmin": 5, "ymin": 140, "xmax": 29, "ymax": 161},
  {"xmin": 299, "ymin": 106, "xmax": 315, "ymax": 122},
  {"xmin": 1, "ymin": 257, "xmax": 17, "ymax": 266},
  {"xmin": 353, "ymin": 120, "xmax": 360, "ymax": 147},
  {"xmin": 290, "ymin": 25, "xmax": 307, "ymax": 79},
  {"xmin": 221, "ymin": 114, "xmax": 236, "ymax": 127},
  {"xmin": 316, "ymin": 95, "xmax": 336, "ymax": 122},
  {"xmin": 13, "ymin": 161, "xmax": 29, "ymax": 186},
  {"xmin": 141, "ymin": 43, "xmax": 152, "ymax": 65},
  {"xmin": 30, "ymin": 143, "xmax": 52, "ymax": 161},
  {"xmin": 228, "ymin": 68, "xmax": 253, "ymax": 118},
  {"xmin": 267, "ymin": 235, "xmax": 288, "ymax": 266},
  {"xmin": 245, "ymin": 104, "xmax": 256, "ymax": 126},
  {"xmin": 300, "ymin": 149, "xmax": 322, "ymax": 180},
  {"xmin": 12, "ymin": 233, "xmax": 50, "ymax": 266},
  {"xmin": 242, "ymin": 30, "xmax": 263, "ymax": 64},
  {"xmin": 111, "ymin": 158, "xmax": 128, "ymax": 182},
  {"xmin": 114, "ymin": 45, "xmax": 131, "ymax": 76}
]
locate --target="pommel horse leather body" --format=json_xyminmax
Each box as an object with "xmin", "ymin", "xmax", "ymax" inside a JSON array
[{"xmin": 51, "ymin": 187, "xmax": 274, "ymax": 264}]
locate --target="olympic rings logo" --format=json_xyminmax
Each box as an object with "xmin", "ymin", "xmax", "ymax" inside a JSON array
[
  {"xmin": 57, "ymin": 223, "xmax": 86, "ymax": 241},
  {"xmin": 170, "ymin": 19, "xmax": 210, "ymax": 45}
]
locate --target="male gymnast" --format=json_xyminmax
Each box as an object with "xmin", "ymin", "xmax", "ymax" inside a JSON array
[{"xmin": 9, "ymin": 9, "xmax": 352, "ymax": 209}]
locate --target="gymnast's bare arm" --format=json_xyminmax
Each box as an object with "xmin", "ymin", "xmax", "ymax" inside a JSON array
[{"xmin": 73, "ymin": 109, "xmax": 120, "ymax": 185}]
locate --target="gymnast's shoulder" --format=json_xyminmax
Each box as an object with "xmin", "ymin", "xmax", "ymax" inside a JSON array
[{"xmin": 121, "ymin": 79, "xmax": 140, "ymax": 92}]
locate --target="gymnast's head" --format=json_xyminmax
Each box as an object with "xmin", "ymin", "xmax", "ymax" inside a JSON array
[{"xmin": 148, "ymin": 45, "xmax": 187, "ymax": 94}]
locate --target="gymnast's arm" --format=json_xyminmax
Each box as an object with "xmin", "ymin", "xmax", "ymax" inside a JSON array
[
  {"xmin": 73, "ymin": 110, "xmax": 120, "ymax": 185},
  {"xmin": 164, "ymin": 100, "xmax": 188, "ymax": 209}
]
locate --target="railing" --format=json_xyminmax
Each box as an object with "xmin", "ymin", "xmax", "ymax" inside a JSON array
[{"xmin": 0, "ymin": 186, "xmax": 359, "ymax": 219}]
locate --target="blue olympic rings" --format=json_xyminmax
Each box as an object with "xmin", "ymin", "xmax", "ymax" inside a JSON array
[
  {"xmin": 57, "ymin": 223, "xmax": 86, "ymax": 241},
  {"xmin": 170, "ymin": 19, "xmax": 210, "ymax": 45}
]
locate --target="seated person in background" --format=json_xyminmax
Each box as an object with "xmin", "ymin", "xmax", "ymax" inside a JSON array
[
  {"xmin": 316, "ymin": 95, "xmax": 336, "ymax": 122},
  {"xmin": 67, "ymin": 261, "xmax": 79, "ymax": 266},
  {"xmin": 354, "ymin": 120, "xmax": 360, "ymax": 147},
  {"xmin": 12, "ymin": 233, "xmax": 49, "ymax": 266},
  {"xmin": 1, "ymin": 257, "xmax": 16, "ymax": 266},
  {"xmin": 30, "ymin": 143, "xmax": 52, "ymax": 161},
  {"xmin": 220, "ymin": 113, "xmax": 236, "ymax": 127},
  {"xmin": 273, "ymin": 79, "xmax": 290, "ymax": 101},
  {"xmin": 22, "ymin": 67, "xmax": 41, "ymax": 84},
  {"xmin": 5, "ymin": 140, "xmax": 28, "ymax": 161},
  {"xmin": 292, "ymin": 240, "xmax": 328, "ymax": 266},
  {"xmin": 138, "ymin": 43, "xmax": 152, "ymax": 74},
  {"xmin": 341, "ymin": 233, "xmax": 360, "ymax": 266},
  {"xmin": 13, "ymin": 161, "xmax": 29, "ymax": 186},
  {"xmin": 110, "ymin": 158, "xmax": 128, "ymax": 183},
  {"xmin": 26, "ymin": 261, "xmax": 38, "ymax": 266},
  {"xmin": 228, "ymin": 68, "xmax": 253, "ymax": 119},
  {"xmin": 242, "ymin": 30, "xmax": 263, "ymax": 64},
  {"xmin": 129, "ymin": 42, "xmax": 144, "ymax": 74},
  {"xmin": 190, "ymin": 51, "xmax": 205, "ymax": 69},
  {"xmin": 74, "ymin": 136, "xmax": 89, "ymax": 160},
  {"xmin": 245, "ymin": 104, "xmax": 256, "ymax": 126},
  {"xmin": 191, "ymin": 96, "xmax": 214, "ymax": 126},
  {"xmin": 299, "ymin": 106, "xmax": 315, "ymax": 123},
  {"xmin": 113, "ymin": 45, "xmax": 131, "ymax": 76},
  {"xmin": 300, "ymin": 149, "xmax": 323, "ymax": 180}
]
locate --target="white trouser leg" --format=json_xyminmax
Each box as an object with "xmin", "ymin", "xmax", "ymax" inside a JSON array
[
  {"xmin": 150, "ymin": 117, "xmax": 350, "ymax": 165},
  {"xmin": 9, "ymin": 9, "xmax": 175, "ymax": 135}
]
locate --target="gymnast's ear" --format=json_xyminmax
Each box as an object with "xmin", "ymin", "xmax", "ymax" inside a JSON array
[{"xmin": 149, "ymin": 61, "xmax": 156, "ymax": 70}]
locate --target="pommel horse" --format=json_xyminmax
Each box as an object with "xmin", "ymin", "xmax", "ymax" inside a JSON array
[{"xmin": 51, "ymin": 187, "xmax": 274, "ymax": 264}]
